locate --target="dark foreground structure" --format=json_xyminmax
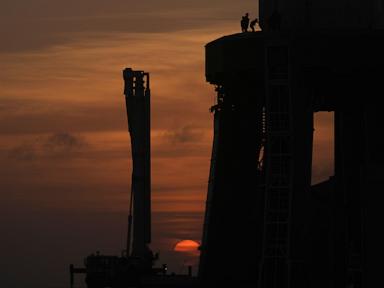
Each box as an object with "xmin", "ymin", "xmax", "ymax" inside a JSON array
[
  {"xmin": 70, "ymin": 69, "xmax": 196, "ymax": 288},
  {"xmin": 70, "ymin": 1, "xmax": 384, "ymax": 287},
  {"xmin": 198, "ymin": 1, "xmax": 384, "ymax": 288}
]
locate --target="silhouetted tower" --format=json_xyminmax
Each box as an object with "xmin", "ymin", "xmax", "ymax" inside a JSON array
[
  {"xmin": 123, "ymin": 68, "xmax": 152, "ymax": 259},
  {"xmin": 69, "ymin": 69, "xmax": 165, "ymax": 288},
  {"xmin": 199, "ymin": 1, "xmax": 384, "ymax": 288}
]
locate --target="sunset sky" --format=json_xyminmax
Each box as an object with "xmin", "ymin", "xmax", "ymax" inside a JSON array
[{"xmin": 0, "ymin": 1, "xmax": 333, "ymax": 287}]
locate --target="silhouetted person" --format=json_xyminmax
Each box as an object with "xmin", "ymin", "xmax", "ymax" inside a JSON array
[
  {"xmin": 241, "ymin": 13, "xmax": 250, "ymax": 32},
  {"xmin": 268, "ymin": 9, "xmax": 282, "ymax": 30},
  {"xmin": 250, "ymin": 18, "xmax": 259, "ymax": 32}
]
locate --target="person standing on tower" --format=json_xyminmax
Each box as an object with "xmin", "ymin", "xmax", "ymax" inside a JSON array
[
  {"xmin": 241, "ymin": 13, "xmax": 250, "ymax": 32},
  {"xmin": 250, "ymin": 18, "xmax": 259, "ymax": 32}
]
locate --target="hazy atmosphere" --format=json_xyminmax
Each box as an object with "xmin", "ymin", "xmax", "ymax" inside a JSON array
[{"xmin": 0, "ymin": 1, "xmax": 332, "ymax": 287}]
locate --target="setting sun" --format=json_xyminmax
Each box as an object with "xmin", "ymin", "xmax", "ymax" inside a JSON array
[{"xmin": 174, "ymin": 240, "xmax": 200, "ymax": 252}]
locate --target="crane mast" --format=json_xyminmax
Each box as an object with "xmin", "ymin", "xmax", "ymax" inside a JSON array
[
  {"xmin": 123, "ymin": 68, "xmax": 152, "ymax": 260},
  {"xmin": 69, "ymin": 68, "xmax": 181, "ymax": 288}
]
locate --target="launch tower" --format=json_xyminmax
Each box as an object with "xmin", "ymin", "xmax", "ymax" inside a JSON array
[{"xmin": 199, "ymin": 1, "xmax": 384, "ymax": 288}]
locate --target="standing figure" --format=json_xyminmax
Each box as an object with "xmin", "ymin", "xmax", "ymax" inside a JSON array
[
  {"xmin": 250, "ymin": 18, "xmax": 259, "ymax": 32},
  {"xmin": 241, "ymin": 13, "xmax": 250, "ymax": 32}
]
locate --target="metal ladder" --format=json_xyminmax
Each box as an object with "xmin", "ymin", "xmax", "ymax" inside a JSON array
[{"xmin": 259, "ymin": 44, "xmax": 292, "ymax": 288}]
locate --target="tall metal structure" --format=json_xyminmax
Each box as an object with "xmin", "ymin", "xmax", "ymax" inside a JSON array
[
  {"xmin": 199, "ymin": 1, "xmax": 384, "ymax": 288},
  {"xmin": 69, "ymin": 68, "xmax": 161, "ymax": 288},
  {"xmin": 123, "ymin": 68, "xmax": 152, "ymax": 260}
]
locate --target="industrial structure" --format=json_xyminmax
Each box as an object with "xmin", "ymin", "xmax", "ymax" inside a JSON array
[
  {"xmin": 70, "ymin": 69, "xmax": 165, "ymax": 288},
  {"xmin": 69, "ymin": 1, "xmax": 384, "ymax": 287},
  {"xmin": 199, "ymin": 1, "xmax": 384, "ymax": 288},
  {"xmin": 70, "ymin": 68, "xmax": 198, "ymax": 288},
  {"xmin": 124, "ymin": 68, "xmax": 152, "ymax": 261}
]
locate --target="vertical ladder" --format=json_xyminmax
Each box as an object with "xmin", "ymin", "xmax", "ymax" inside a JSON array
[{"xmin": 259, "ymin": 44, "xmax": 292, "ymax": 288}]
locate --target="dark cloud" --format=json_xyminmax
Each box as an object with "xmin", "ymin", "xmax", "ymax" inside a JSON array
[
  {"xmin": 162, "ymin": 125, "xmax": 204, "ymax": 144},
  {"xmin": 0, "ymin": 98, "xmax": 127, "ymax": 135},
  {"xmin": 8, "ymin": 132, "xmax": 88, "ymax": 161},
  {"xmin": 7, "ymin": 143, "xmax": 37, "ymax": 161},
  {"xmin": 43, "ymin": 132, "xmax": 87, "ymax": 153}
]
